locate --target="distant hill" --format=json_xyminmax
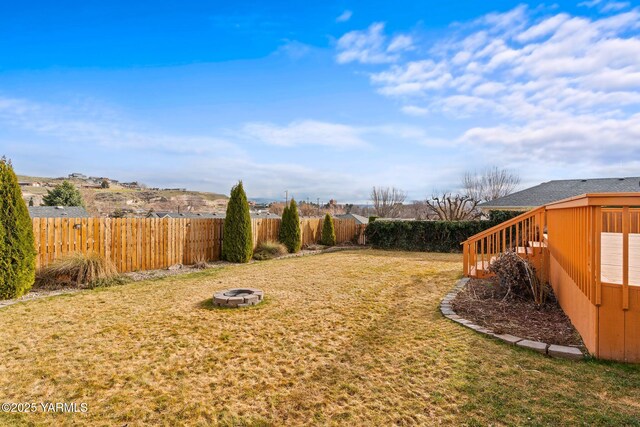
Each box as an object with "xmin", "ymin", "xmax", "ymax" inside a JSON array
[{"xmin": 18, "ymin": 174, "xmax": 228, "ymax": 217}]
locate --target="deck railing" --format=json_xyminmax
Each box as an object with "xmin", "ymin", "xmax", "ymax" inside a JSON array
[
  {"xmin": 462, "ymin": 206, "xmax": 547, "ymax": 281},
  {"xmin": 546, "ymin": 204, "xmax": 598, "ymax": 303}
]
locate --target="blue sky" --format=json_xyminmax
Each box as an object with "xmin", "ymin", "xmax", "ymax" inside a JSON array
[{"xmin": 1, "ymin": 0, "xmax": 639, "ymax": 202}]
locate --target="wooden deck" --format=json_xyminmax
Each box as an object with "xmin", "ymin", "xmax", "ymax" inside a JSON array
[{"xmin": 463, "ymin": 195, "xmax": 640, "ymax": 362}]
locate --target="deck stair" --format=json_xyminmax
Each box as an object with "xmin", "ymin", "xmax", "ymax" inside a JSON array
[{"xmin": 463, "ymin": 206, "xmax": 549, "ymax": 282}]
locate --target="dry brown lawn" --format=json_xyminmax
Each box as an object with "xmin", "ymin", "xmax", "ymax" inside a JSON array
[{"xmin": 0, "ymin": 250, "xmax": 639, "ymax": 426}]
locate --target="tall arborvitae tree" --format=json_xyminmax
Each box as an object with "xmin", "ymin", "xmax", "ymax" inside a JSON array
[
  {"xmin": 0, "ymin": 221, "xmax": 8, "ymax": 297},
  {"xmin": 221, "ymin": 181, "xmax": 253, "ymax": 263},
  {"xmin": 321, "ymin": 213, "xmax": 336, "ymax": 246},
  {"xmin": 42, "ymin": 180, "xmax": 84, "ymax": 207},
  {"xmin": 280, "ymin": 198, "xmax": 301, "ymax": 253},
  {"xmin": 0, "ymin": 158, "xmax": 36, "ymax": 298},
  {"xmin": 278, "ymin": 204, "xmax": 290, "ymax": 245}
]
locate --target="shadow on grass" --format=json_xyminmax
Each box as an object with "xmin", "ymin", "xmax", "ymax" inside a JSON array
[{"xmin": 197, "ymin": 295, "xmax": 272, "ymax": 312}]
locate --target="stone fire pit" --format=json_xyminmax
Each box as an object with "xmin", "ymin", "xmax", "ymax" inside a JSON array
[{"xmin": 213, "ymin": 288, "xmax": 264, "ymax": 308}]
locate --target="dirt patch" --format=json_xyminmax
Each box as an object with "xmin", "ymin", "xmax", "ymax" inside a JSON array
[{"xmin": 453, "ymin": 278, "xmax": 584, "ymax": 347}]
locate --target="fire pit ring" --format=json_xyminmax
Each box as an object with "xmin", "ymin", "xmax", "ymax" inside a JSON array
[{"xmin": 213, "ymin": 288, "xmax": 264, "ymax": 308}]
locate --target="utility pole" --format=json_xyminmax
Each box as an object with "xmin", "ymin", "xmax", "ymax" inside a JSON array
[
  {"xmin": 285, "ymin": 190, "xmax": 288, "ymax": 205},
  {"xmin": 317, "ymin": 198, "xmax": 320, "ymax": 216}
]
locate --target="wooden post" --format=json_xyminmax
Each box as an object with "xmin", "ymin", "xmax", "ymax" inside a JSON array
[
  {"xmin": 623, "ymin": 206, "xmax": 629, "ymax": 310},
  {"xmin": 594, "ymin": 208, "xmax": 602, "ymax": 305}
]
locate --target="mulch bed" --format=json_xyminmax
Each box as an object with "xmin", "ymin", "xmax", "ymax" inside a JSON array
[{"xmin": 453, "ymin": 278, "xmax": 584, "ymax": 347}]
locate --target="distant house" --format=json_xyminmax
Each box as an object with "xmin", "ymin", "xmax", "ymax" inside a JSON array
[
  {"xmin": 251, "ymin": 213, "xmax": 279, "ymax": 218},
  {"xmin": 146, "ymin": 212, "xmax": 221, "ymax": 219},
  {"xmin": 146, "ymin": 212, "xmax": 278, "ymax": 219},
  {"xmin": 68, "ymin": 173, "xmax": 87, "ymax": 180},
  {"xmin": 336, "ymin": 213, "xmax": 369, "ymax": 225},
  {"xmin": 19, "ymin": 181, "xmax": 42, "ymax": 187},
  {"xmin": 28, "ymin": 206, "xmax": 89, "ymax": 218},
  {"xmin": 121, "ymin": 182, "xmax": 142, "ymax": 189},
  {"xmin": 478, "ymin": 177, "xmax": 640, "ymax": 212}
]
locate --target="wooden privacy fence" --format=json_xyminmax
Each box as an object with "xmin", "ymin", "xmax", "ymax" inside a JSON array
[
  {"xmin": 251, "ymin": 217, "xmax": 366, "ymax": 248},
  {"xmin": 33, "ymin": 217, "xmax": 366, "ymax": 273}
]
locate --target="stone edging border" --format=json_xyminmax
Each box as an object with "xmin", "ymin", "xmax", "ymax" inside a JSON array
[{"xmin": 441, "ymin": 278, "xmax": 586, "ymax": 361}]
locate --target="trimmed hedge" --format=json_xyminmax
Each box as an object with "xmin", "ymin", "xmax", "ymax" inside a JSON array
[
  {"xmin": 221, "ymin": 181, "xmax": 253, "ymax": 263},
  {"xmin": 365, "ymin": 210, "xmax": 524, "ymax": 253},
  {"xmin": 487, "ymin": 210, "xmax": 523, "ymax": 224}
]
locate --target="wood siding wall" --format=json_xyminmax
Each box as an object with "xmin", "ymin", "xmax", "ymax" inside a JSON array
[{"xmin": 33, "ymin": 217, "xmax": 365, "ymax": 273}]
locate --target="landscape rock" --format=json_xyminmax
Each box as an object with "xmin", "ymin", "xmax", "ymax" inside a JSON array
[
  {"xmin": 548, "ymin": 344, "xmax": 584, "ymax": 360},
  {"xmin": 493, "ymin": 334, "xmax": 522, "ymax": 345},
  {"xmin": 517, "ymin": 339, "xmax": 549, "ymax": 354}
]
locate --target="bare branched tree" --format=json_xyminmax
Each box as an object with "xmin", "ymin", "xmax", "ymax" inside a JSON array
[
  {"xmin": 463, "ymin": 167, "xmax": 521, "ymax": 202},
  {"xmin": 370, "ymin": 186, "xmax": 407, "ymax": 218},
  {"xmin": 406, "ymin": 200, "xmax": 431, "ymax": 220},
  {"xmin": 269, "ymin": 202, "xmax": 285, "ymax": 215},
  {"xmin": 425, "ymin": 192, "xmax": 481, "ymax": 221}
]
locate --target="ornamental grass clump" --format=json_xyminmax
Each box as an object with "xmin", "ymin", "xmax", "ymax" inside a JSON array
[
  {"xmin": 253, "ymin": 240, "xmax": 288, "ymax": 261},
  {"xmin": 35, "ymin": 252, "xmax": 121, "ymax": 289},
  {"xmin": 488, "ymin": 250, "xmax": 549, "ymax": 307}
]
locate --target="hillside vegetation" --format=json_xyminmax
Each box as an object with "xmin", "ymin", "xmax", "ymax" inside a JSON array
[{"xmin": 18, "ymin": 175, "xmax": 228, "ymax": 217}]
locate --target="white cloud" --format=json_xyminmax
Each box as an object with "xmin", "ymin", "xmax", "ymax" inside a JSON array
[
  {"xmin": 242, "ymin": 120, "xmax": 368, "ymax": 148},
  {"xmin": 274, "ymin": 40, "xmax": 312, "ymax": 59},
  {"xmin": 401, "ymin": 105, "xmax": 429, "ymax": 116},
  {"xmin": 346, "ymin": 7, "xmax": 640, "ymax": 118},
  {"xmin": 336, "ymin": 10, "xmax": 352, "ymax": 23},
  {"xmin": 579, "ymin": 0, "xmax": 630, "ymax": 12},
  {"xmin": 387, "ymin": 35, "xmax": 414, "ymax": 52},
  {"xmin": 0, "ymin": 93, "xmax": 455, "ymax": 201},
  {"xmin": 241, "ymin": 120, "xmax": 444, "ymax": 149},
  {"xmin": 459, "ymin": 113, "xmax": 640, "ymax": 164},
  {"xmin": 336, "ymin": 5, "xmax": 640, "ymax": 178},
  {"xmin": 0, "ymin": 96, "xmax": 240, "ymax": 155},
  {"xmin": 601, "ymin": 2, "xmax": 631, "ymax": 12},
  {"xmin": 579, "ymin": 0, "xmax": 602, "ymax": 7},
  {"xmin": 336, "ymin": 22, "xmax": 412, "ymax": 64},
  {"xmin": 516, "ymin": 13, "xmax": 571, "ymax": 42}
]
